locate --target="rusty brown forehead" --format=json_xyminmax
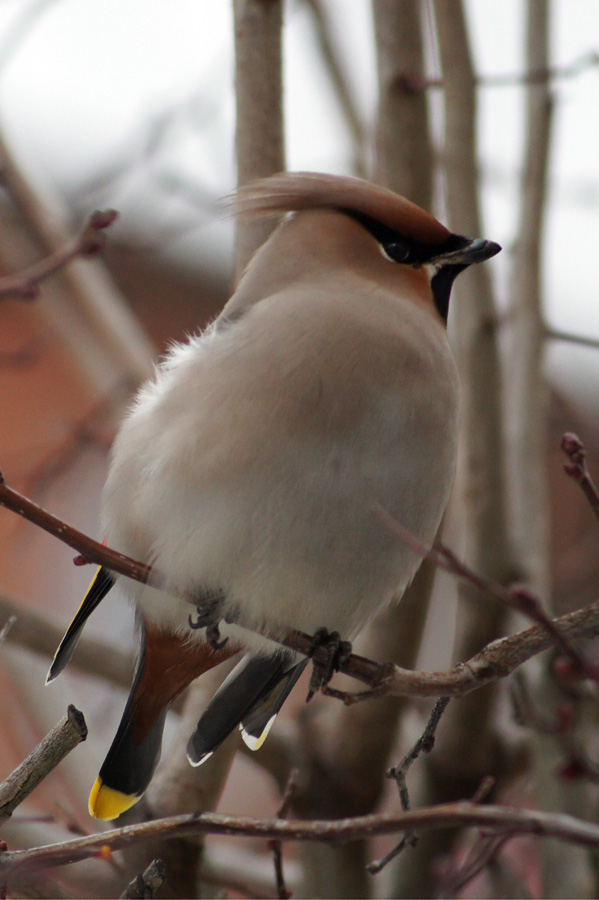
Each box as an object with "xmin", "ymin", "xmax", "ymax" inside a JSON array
[{"xmin": 232, "ymin": 172, "xmax": 451, "ymax": 247}]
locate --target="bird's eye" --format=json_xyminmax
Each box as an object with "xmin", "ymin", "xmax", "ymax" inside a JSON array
[{"xmin": 382, "ymin": 241, "xmax": 411, "ymax": 264}]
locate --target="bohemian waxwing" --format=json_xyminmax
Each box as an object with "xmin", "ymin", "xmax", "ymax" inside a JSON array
[{"xmin": 47, "ymin": 172, "xmax": 500, "ymax": 820}]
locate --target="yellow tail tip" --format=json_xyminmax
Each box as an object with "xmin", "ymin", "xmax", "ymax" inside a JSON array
[
  {"xmin": 88, "ymin": 776, "xmax": 140, "ymax": 820},
  {"xmin": 240, "ymin": 714, "xmax": 277, "ymax": 751}
]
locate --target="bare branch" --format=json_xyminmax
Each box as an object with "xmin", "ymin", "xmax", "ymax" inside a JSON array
[
  {"xmin": 373, "ymin": 504, "xmax": 585, "ymax": 670},
  {"xmin": 0, "ymin": 210, "xmax": 117, "ymax": 300},
  {"xmin": 367, "ymin": 697, "xmax": 450, "ymax": 874},
  {"xmin": 270, "ymin": 769, "xmax": 298, "ymax": 899},
  {"xmin": 383, "ymin": 600, "xmax": 599, "ymax": 699},
  {"xmin": 233, "ymin": 0, "xmax": 285, "ymax": 279},
  {"xmin": 441, "ymin": 832, "xmax": 514, "ymax": 897},
  {"xmin": 376, "ymin": 50, "xmax": 599, "ymax": 91},
  {"xmin": 479, "ymin": 49, "xmax": 599, "ymax": 87},
  {"xmin": 372, "ymin": 0, "xmax": 433, "ymax": 207},
  {"xmin": 0, "ymin": 471, "xmax": 153, "ymax": 586},
  {"xmin": 5, "ymin": 802, "xmax": 599, "ymax": 878},
  {"xmin": 561, "ymin": 432, "xmax": 599, "ymax": 523},
  {"xmin": 505, "ymin": 0, "xmax": 553, "ymax": 596},
  {"xmin": 119, "ymin": 859, "xmax": 167, "ymax": 900},
  {"xmin": 544, "ymin": 326, "xmax": 599, "ymax": 352},
  {"xmin": 0, "ymin": 706, "xmax": 87, "ymax": 823}
]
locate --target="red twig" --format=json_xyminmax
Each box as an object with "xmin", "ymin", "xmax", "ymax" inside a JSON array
[
  {"xmin": 0, "ymin": 209, "xmax": 117, "ymax": 300},
  {"xmin": 561, "ymin": 432, "xmax": 599, "ymax": 523},
  {"xmin": 0, "ymin": 470, "xmax": 152, "ymax": 585},
  {"xmin": 372, "ymin": 504, "xmax": 587, "ymax": 674}
]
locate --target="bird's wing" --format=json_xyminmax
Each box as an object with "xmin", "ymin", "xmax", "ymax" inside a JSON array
[
  {"xmin": 46, "ymin": 566, "xmax": 115, "ymax": 684},
  {"xmin": 187, "ymin": 651, "xmax": 307, "ymax": 766}
]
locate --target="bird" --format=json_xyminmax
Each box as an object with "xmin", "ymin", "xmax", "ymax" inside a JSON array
[{"xmin": 46, "ymin": 172, "xmax": 500, "ymax": 820}]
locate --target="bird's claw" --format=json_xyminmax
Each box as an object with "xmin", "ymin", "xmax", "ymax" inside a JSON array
[
  {"xmin": 188, "ymin": 589, "xmax": 229, "ymax": 651},
  {"xmin": 306, "ymin": 627, "xmax": 352, "ymax": 701},
  {"xmin": 205, "ymin": 621, "xmax": 229, "ymax": 651}
]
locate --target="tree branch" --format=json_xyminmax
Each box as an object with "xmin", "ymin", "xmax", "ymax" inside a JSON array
[
  {"xmin": 4, "ymin": 801, "xmax": 599, "ymax": 878},
  {"xmin": 0, "ymin": 210, "xmax": 117, "ymax": 300},
  {"xmin": 0, "ymin": 706, "xmax": 87, "ymax": 823},
  {"xmin": 373, "ymin": 504, "xmax": 585, "ymax": 671},
  {"xmin": 380, "ymin": 50, "xmax": 599, "ymax": 92},
  {"xmin": 544, "ymin": 325, "xmax": 599, "ymax": 352},
  {"xmin": 561, "ymin": 432, "xmax": 599, "ymax": 523},
  {"xmin": 233, "ymin": 0, "xmax": 285, "ymax": 279},
  {"xmin": 0, "ymin": 470, "xmax": 153, "ymax": 586},
  {"xmin": 119, "ymin": 859, "xmax": 167, "ymax": 900}
]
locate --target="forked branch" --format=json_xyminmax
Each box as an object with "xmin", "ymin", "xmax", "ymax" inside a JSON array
[{"xmin": 0, "ymin": 210, "xmax": 117, "ymax": 300}]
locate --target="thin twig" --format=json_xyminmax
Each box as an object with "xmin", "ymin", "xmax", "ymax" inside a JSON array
[
  {"xmin": 373, "ymin": 504, "xmax": 586, "ymax": 672},
  {"xmin": 0, "ymin": 210, "xmax": 117, "ymax": 300},
  {"xmin": 511, "ymin": 673, "xmax": 599, "ymax": 783},
  {"xmin": 397, "ymin": 50, "xmax": 599, "ymax": 91},
  {"xmin": 437, "ymin": 776, "xmax": 500, "ymax": 898},
  {"xmin": 545, "ymin": 326, "xmax": 599, "ymax": 352},
  {"xmin": 561, "ymin": 432, "xmax": 599, "ymax": 523},
  {"xmin": 0, "ymin": 471, "xmax": 153, "ymax": 585},
  {"xmin": 470, "ymin": 776, "xmax": 495, "ymax": 806},
  {"xmin": 119, "ymin": 858, "xmax": 167, "ymax": 899},
  {"xmin": 441, "ymin": 832, "xmax": 514, "ymax": 898},
  {"xmin": 388, "ymin": 698, "xmax": 451, "ymax": 807},
  {"xmin": 0, "ymin": 706, "xmax": 87, "ymax": 822},
  {"xmin": 269, "ymin": 769, "xmax": 299, "ymax": 899},
  {"xmin": 367, "ymin": 697, "xmax": 450, "ymax": 874},
  {"xmin": 479, "ymin": 50, "xmax": 599, "ymax": 86}
]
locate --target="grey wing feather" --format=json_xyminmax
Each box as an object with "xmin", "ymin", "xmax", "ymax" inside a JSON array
[{"xmin": 187, "ymin": 651, "xmax": 307, "ymax": 766}]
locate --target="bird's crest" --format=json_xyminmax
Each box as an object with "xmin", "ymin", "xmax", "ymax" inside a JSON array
[{"xmin": 230, "ymin": 172, "xmax": 450, "ymax": 246}]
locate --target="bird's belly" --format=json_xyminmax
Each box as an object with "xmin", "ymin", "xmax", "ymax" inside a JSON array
[{"xmin": 122, "ymin": 401, "xmax": 456, "ymax": 650}]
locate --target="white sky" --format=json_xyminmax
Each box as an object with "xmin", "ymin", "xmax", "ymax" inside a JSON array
[{"xmin": 0, "ymin": 0, "xmax": 597, "ymax": 408}]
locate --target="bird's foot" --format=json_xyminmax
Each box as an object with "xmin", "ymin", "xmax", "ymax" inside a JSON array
[
  {"xmin": 306, "ymin": 628, "xmax": 352, "ymax": 701},
  {"xmin": 188, "ymin": 588, "xmax": 229, "ymax": 651}
]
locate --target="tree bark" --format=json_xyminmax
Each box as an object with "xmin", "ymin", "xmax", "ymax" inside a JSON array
[
  {"xmin": 233, "ymin": 0, "xmax": 285, "ymax": 281},
  {"xmin": 372, "ymin": 0, "xmax": 433, "ymax": 209}
]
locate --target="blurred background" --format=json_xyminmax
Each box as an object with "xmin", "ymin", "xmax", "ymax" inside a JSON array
[{"xmin": 0, "ymin": 1, "xmax": 598, "ymax": 897}]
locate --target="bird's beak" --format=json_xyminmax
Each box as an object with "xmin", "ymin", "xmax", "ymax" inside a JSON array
[{"xmin": 435, "ymin": 238, "xmax": 502, "ymax": 266}]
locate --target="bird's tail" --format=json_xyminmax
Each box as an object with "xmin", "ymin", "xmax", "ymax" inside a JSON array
[
  {"xmin": 187, "ymin": 651, "xmax": 307, "ymax": 766},
  {"xmin": 89, "ymin": 622, "xmax": 239, "ymax": 820}
]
